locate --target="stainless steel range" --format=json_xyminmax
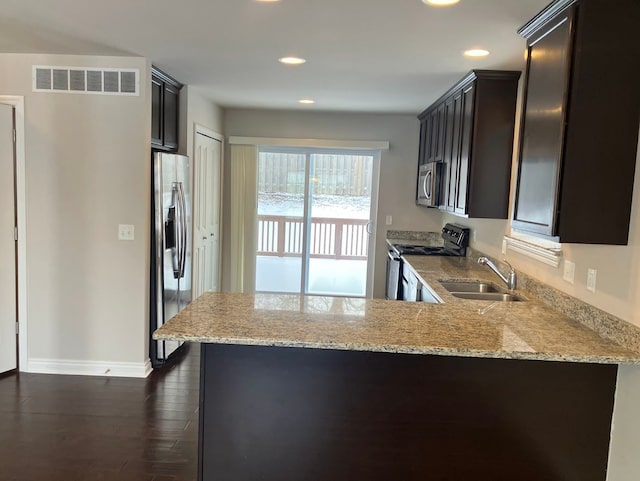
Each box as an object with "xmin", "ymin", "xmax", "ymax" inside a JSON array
[{"xmin": 386, "ymin": 223, "xmax": 470, "ymax": 301}]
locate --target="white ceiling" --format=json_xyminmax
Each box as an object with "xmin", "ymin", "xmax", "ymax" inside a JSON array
[{"xmin": 0, "ymin": 0, "xmax": 550, "ymax": 114}]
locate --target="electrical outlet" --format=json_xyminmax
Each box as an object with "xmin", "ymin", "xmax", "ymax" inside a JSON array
[
  {"xmin": 118, "ymin": 224, "xmax": 135, "ymax": 241},
  {"xmin": 563, "ymin": 260, "xmax": 575, "ymax": 284},
  {"xmin": 501, "ymin": 239, "xmax": 507, "ymax": 254},
  {"xmin": 587, "ymin": 268, "xmax": 597, "ymax": 292},
  {"xmin": 385, "ymin": 215, "xmax": 393, "ymax": 226}
]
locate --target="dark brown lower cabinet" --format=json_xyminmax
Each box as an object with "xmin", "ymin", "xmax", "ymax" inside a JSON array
[{"xmin": 199, "ymin": 344, "xmax": 616, "ymax": 481}]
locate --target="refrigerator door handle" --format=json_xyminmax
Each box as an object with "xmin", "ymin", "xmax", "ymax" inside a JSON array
[
  {"xmin": 171, "ymin": 183, "xmax": 181, "ymax": 278},
  {"xmin": 177, "ymin": 181, "xmax": 188, "ymax": 279}
]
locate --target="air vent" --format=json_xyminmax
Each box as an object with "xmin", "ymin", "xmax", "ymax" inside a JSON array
[{"xmin": 33, "ymin": 66, "xmax": 140, "ymax": 96}]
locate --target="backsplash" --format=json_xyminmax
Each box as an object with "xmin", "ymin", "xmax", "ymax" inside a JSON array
[{"xmin": 386, "ymin": 230, "xmax": 442, "ymax": 243}]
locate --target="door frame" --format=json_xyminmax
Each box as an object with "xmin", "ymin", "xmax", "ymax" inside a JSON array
[
  {"xmin": 0, "ymin": 96, "xmax": 27, "ymax": 371},
  {"xmin": 365, "ymin": 151, "xmax": 381, "ymax": 299},
  {"xmin": 193, "ymin": 123, "xmax": 224, "ymax": 294}
]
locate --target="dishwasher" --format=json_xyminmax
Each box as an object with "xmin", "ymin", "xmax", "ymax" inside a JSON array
[{"xmin": 385, "ymin": 249, "xmax": 402, "ymax": 300}]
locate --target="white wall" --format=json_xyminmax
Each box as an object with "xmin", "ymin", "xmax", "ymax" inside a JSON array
[
  {"xmin": 608, "ymin": 365, "xmax": 640, "ymax": 481},
  {"xmin": 0, "ymin": 53, "xmax": 151, "ymax": 374},
  {"xmin": 222, "ymin": 108, "xmax": 443, "ymax": 296},
  {"xmin": 179, "ymin": 85, "xmax": 224, "ymax": 158}
]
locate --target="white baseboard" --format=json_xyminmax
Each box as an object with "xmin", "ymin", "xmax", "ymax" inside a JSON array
[{"xmin": 25, "ymin": 358, "xmax": 153, "ymax": 378}]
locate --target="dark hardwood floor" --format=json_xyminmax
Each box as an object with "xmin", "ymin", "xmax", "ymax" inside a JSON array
[{"xmin": 0, "ymin": 344, "xmax": 199, "ymax": 481}]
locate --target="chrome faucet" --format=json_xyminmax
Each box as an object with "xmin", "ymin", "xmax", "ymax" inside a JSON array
[{"xmin": 477, "ymin": 256, "xmax": 517, "ymax": 291}]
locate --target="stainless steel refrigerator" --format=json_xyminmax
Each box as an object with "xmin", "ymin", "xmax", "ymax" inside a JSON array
[{"xmin": 150, "ymin": 152, "xmax": 191, "ymax": 368}]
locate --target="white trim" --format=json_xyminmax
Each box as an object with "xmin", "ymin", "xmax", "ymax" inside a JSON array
[
  {"xmin": 509, "ymin": 229, "xmax": 562, "ymax": 249},
  {"xmin": 26, "ymin": 358, "xmax": 153, "ymax": 378},
  {"xmin": 195, "ymin": 123, "xmax": 224, "ymax": 142},
  {"xmin": 504, "ymin": 235, "xmax": 562, "ymax": 267},
  {"xmin": 365, "ymin": 152, "xmax": 381, "ymax": 298},
  {"xmin": 229, "ymin": 136, "xmax": 389, "ymax": 151},
  {"xmin": 0, "ymin": 96, "xmax": 27, "ymax": 372}
]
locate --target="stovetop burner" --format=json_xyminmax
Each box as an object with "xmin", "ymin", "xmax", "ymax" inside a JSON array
[
  {"xmin": 392, "ymin": 223, "xmax": 470, "ymax": 257},
  {"xmin": 393, "ymin": 245, "xmax": 452, "ymax": 256}
]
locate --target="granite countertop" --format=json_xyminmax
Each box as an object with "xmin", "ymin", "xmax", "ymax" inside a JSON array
[{"xmin": 154, "ymin": 256, "xmax": 640, "ymax": 364}]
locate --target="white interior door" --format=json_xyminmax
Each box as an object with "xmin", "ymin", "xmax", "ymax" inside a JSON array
[
  {"xmin": 0, "ymin": 103, "xmax": 17, "ymax": 374},
  {"xmin": 192, "ymin": 131, "xmax": 223, "ymax": 298}
]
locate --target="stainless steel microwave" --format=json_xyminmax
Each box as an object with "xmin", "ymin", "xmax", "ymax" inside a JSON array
[{"xmin": 416, "ymin": 162, "xmax": 441, "ymax": 207}]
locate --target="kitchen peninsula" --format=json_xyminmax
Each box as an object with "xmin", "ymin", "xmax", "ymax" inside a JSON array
[{"xmin": 154, "ymin": 256, "xmax": 640, "ymax": 481}]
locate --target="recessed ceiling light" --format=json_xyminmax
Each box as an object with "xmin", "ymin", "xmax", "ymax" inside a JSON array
[
  {"xmin": 256, "ymin": 0, "xmax": 280, "ymax": 3},
  {"xmin": 464, "ymin": 49, "xmax": 490, "ymax": 57},
  {"xmin": 279, "ymin": 56, "xmax": 306, "ymax": 65},
  {"xmin": 422, "ymin": 0, "xmax": 460, "ymax": 6},
  {"xmin": 298, "ymin": 99, "xmax": 315, "ymax": 104}
]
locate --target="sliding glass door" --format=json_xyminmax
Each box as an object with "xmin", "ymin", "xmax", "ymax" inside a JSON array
[{"xmin": 255, "ymin": 148, "xmax": 378, "ymax": 297}]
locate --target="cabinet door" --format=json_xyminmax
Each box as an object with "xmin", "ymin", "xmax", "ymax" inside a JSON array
[
  {"xmin": 418, "ymin": 117, "xmax": 428, "ymax": 166},
  {"xmin": 455, "ymin": 84, "xmax": 475, "ymax": 215},
  {"xmin": 439, "ymin": 98, "xmax": 455, "ymax": 210},
  {"xmin": 151, "ymin": 77, "xmax": 163, "ymax": 147},
  {"xmin": 405, "ymin": 271, "xmax": 419, "ymax": 302},
  {"xmin": 420, "ymin": 284, "xmax": 440, "ymax": 304},
  {"xmin": 512, "ymin": 13, "xmax": 573, "ymax": 237},
  {"xmin": 424, "ymin": 113, "xmax": 434, "ymax": 163},
  {"xmin": 427, "ymin": 110, "xmax": 439, "ymax": 163},
  {"xmin": 434, "ymin": 104, "xmax": 445, "ymax": 163},
  {"xmin": 163, "ymin": 84, "xmax": 179, "ymax": 151},
  {"xmin": 446, "ymin": 92, "xmax": 463, "ymax": 212}
]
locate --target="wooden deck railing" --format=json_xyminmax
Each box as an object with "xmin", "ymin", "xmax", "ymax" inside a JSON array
[{"xmin": 257, "ymin": 215, "xmax": 369, "ymax": 260}]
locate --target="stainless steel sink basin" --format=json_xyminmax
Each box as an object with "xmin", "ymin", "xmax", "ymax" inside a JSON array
[
  {"xmin": 439, "ymin": 281, "xmax": 503, "ymax": 293},
  {"xmin": 439, "ymin": 280, "xmax": 525, "ymax": 301},
  {"xmin": 451, "ymin": 292, "xmax": 525, "ymax": 302}
]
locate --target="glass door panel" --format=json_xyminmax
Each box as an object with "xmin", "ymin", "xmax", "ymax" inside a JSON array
[
  {"xmin": 306, "ymin": 153, "xmax": 373, "ymax": 297},
  {"xmin": 255, "ymin": 152, "xmax": 306, "ymax": 293}
]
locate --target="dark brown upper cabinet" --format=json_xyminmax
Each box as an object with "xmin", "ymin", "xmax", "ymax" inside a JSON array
[
  {"xmin": 512, "ymin": 0, "xmax": 640, "ymax": 245},
  {"xmin": 151, "ymin": 66, "xmax": 182, "ymax": 152},
  {"xmin": 417, "ymin": 70, "xmax": 520, "ymax": 219}
]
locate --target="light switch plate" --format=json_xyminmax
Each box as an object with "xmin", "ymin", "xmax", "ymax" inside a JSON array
[
  {"xmin": 587, "ymin": 268, "xmax": 597, "ymax": 292},
  {"xmin": 563, "ymin": 260, "xmax": 575, "ymax": 284},
  {"xmin": 118, "ymin": 224, "xmax": 135, "ymax": 241},
  {"xmin": 385, "ymin": 215, "xmax": 393, "ymax": 226}
]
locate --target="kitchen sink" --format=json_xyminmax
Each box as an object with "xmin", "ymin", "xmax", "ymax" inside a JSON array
[
  {"xmin": 439, "ymin": 281, "xmax": 504, "ymax": 293},
  {"xmin": 451, "ymin": 292, "xmax": 525, "ymax": 302},
  {"xmin": 439, "ymin": 280, "xmax": 525, "ymax": 302}
]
